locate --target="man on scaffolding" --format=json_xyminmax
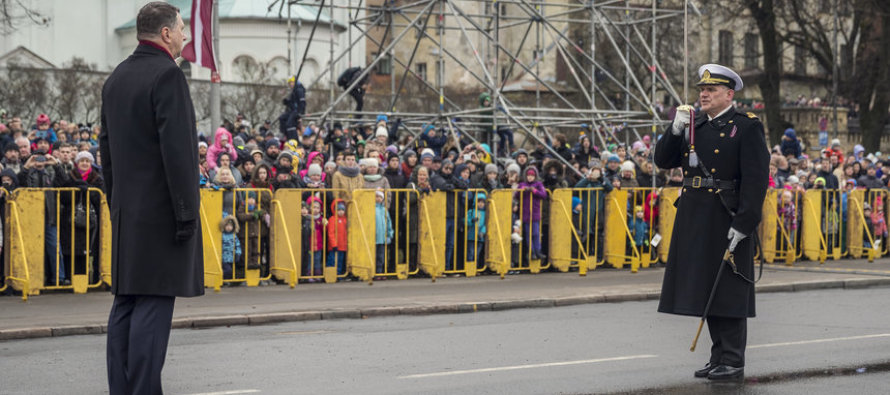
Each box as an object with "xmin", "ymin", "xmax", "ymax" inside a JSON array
[
  {"xmin": 278, "ymin": 76, "xmax": 306, "ymax": 141},
  {"xmin": 655, "ymin": 64, "xmax": 769, "ymax": 381},
  {"xmin": 337, "ymin": 66, "xmax": 370, "ymax": 118}
]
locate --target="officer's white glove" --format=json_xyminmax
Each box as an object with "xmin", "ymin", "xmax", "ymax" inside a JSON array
[
  {"xmin": 727, "ymin": 227, "xmax": 747, "ymax": 252},
  {"xmin": 671, "ymin": 105, "xmax": 693, "ymax": 136}
]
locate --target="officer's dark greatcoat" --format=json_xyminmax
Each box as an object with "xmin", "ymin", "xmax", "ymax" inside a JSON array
[
  {"xmin": 654, "ymin": 107, "xmax": 769, "ymax": 318},
  {"xmin": 100, "ymin": 44, "xmax": 204, "ymax": 297}
]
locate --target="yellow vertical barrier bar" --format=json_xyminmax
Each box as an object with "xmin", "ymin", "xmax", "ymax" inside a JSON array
[
  {"xmin": 486, "ymin": 189, "xmax": 512, "ymax": 278},
  {"xmin": 418, "ymin": 191, "xmax": 445, "ymax": 279},
  {"xmin": 9, "ymin": 189, "xmax": 45, "ymax": 295},
  {"xmin": 759, "ymin": 189, "xmax": 778, "ymax": 263},
  {"xmin": 271, "ymin": 189, "xmax": 303, "ymax": 286},
  {"xmin": 604, "ymin": 189, "xmax": 627, "ymax": 269},
  {"xmin": 550, "ymin": 188, "xmax": 573, "ymax": 273},
  {"xmin": 657, "ymin": 188, "xmax": 679, "ymax": 264},
  {"xmin": 347, "ymin": 189, "xmax": 376, "ymax": 282},
  {"xmin": 848, "ymin": 189, "xmax": 864, "ymax": 259},
  {"xmin": 801, "ymin": 189, "xmax": 824, "ymax": 262},
  {"xmin": 199, "ymin": 189, "xmax": 223, "ymax": 290}
]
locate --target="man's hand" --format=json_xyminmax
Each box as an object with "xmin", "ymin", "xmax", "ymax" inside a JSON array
[
  {"xmin": 175, "ymin": 220, "xmax": 197, "ymax": 243},
  {"xmin": 672, "ymin": 105, "xmax": 693, "ymax": 136},
  {"xmin": 727, "ymin": 227, "xmax": 747, "ymax": 252}
]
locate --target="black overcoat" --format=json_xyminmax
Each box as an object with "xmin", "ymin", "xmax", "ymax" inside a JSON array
[
  {"xmin": 654, "ymin": 107, "xmax": 769, "ymax": 318},
  {"xmin": 100, "ymin": 44, "xmax": 204, "ymax": 297}
]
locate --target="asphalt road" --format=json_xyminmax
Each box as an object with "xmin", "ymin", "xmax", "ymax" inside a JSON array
[{"xmin": 3, "ymin": 287, "xmax": 890, "ymax": 395}]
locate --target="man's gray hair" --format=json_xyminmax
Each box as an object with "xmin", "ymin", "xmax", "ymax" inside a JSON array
[{"xmin": 136, "ymin": 1, "xmax": 180, "ymax": 40}]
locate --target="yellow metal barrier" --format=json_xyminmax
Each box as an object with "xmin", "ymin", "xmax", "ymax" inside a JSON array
[
  {"xmin": 372, "ymin": 189, "xmax": 423, "ymax": 280},
  {"xmin": 801, "ymin": 189, "xmax": 828, "ymax": 263},
  {"xmin": 657, "ymin": 188, "xmax": 680, "ymax": 264},
  {"xmin": 418, "ymin": 191, "xmax": 445, "ymax": 279},
  {"xmin": 848, "ymin": 189, "xmax": 880, "ymax": 262},
  {"xmin": 0, "ymin": 187, "xmax": 7, "ymax": 295},
  {"xmin": 549, "ymin": 188, "xmax": 603, "ymax": 275},
  {"xmin": 440, "ymin": 188, "xmax": 488, "ymax": 277},
  {"xmin": 200, "ymin": 190, "xmax": 224, "ymax": 291},
  {"xmin": 758, "ymin": 190, "xmax": 779, "ymax": 263},
  {"xmin": 269, "ymin": 189, "xmax": 306, "ymax": 286},
  {"xmin": 5, "ymin": 188, "xmax": 109, "ymax": 295},
  {"xmin": 347, "ymin": 189, "xmax": 377, "ymax": 283},
  {"xmin": 863, "ymin": 189, "xmax": 887, "ymax": 260},
  {"xmin": 603, "ymin": 188, "xmax": 652, "ymax": 273},
  {"xmin": 486, "ymin": 189, "xmax": 512, "ymax": 278},
  {"xmin": 513, "ymin": 187, "xmax": 548, "ymax": 273}
]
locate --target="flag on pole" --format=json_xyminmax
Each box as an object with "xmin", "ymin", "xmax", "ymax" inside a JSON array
[{"xmin": 181, "ymin": 0, "xmax": 216, "ymax": 72}]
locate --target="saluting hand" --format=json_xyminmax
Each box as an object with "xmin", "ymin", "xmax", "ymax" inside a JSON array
[{"xmin": 672, "ymin": 105, "xmax": 694, "ymax": 136}]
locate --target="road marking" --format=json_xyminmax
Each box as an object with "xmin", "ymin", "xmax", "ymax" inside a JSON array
[
  {"xmin": 275, "ymin": 330, "xmax": 330, "ymax": 336},
  {"xmin": 750, "ymin": 333, "xmax": 890, "ymax": 349},
  {"xmin": 398, "ymin": 354, "xmax": 658, "ymax": 379},
  {"xmin": 183, "ymin": 390, "xmax": 260, "ymax": 395}
]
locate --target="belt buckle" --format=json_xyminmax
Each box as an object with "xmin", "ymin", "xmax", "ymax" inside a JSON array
[{"xmin": 692, "ymin": 176, "xmax": 702, "ymax": 188}]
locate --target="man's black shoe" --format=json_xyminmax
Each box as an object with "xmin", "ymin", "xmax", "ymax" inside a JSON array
[
  {"xmin": 707, "ymin": 365, "xmax": 744, "ymax": 380},
  {"xmin": 693, "ymin": 363, "xmax": 716, "ymax": 378}
]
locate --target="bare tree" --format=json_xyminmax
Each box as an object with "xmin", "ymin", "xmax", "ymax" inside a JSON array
[{"xmin": 0, "ymin": 0, "xmax": 50, "ymax": 35}]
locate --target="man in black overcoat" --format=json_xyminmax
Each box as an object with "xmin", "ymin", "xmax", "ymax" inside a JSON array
[
  {"xmin": 654, "ymin": 64, "xmax": 769, "ymax": 381},
  {"xmin": 100, "ymin": 3, "xmax": 203, "ymax": 394}
]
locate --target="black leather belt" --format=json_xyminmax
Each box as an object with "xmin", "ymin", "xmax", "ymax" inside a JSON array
[{"xmin": 682, "ymin": 176, "xmax": 738, "ymax": 190}]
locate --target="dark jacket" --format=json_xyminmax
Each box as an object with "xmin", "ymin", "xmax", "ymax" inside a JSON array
[
  {"xmin": 60, "ymin": 167, "xmax": 104, "ymax": 257},
  {"xmin": 100, "ymin": 43, "xmax": 204, "ymax": 297},
  {"xmin": 654, "ymin": 107, "xmax": 769, "ymax": 318}
]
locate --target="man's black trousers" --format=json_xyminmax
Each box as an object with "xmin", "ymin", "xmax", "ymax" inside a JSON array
[{"xmin": 107, "ymin": 295, "xmax": 176, "ymax": 395}]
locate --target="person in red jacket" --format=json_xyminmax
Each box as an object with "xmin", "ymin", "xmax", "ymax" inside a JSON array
[{"xmin": 327, "ymin": 199, "xmax": 348, "ymax": 276}]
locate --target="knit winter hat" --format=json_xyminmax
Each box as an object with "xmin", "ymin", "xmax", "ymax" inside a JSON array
[
  {"xmin": 484, "ymin": 164, "xmax": 498, "ymax": 175},
  {"xmin": 375, "ymin": 189, "xmax": 385, "ymax": 199},
  {"xmin": 307, "ymin": 163, "xmax": 322, "ymax": 177},
  {"xmin": 506, "ymin": 163, "xmax": 521, "ymax": 175},
  {"xmin": 75, "ymin": 151, "xmax": 94, "ymax": 163},
  {"xmin": 620, "ymin": 161, "xmax": 635, "ymax": 173},
  {"xmin": 359, "ymin": 157, "xmax": 379, "ymax": 168},
  {"xmin": 376, "ymin": 126, "xmax": 388, "ymax": 138},
  {"xmin": 403, "ymin": 149, "xmax": 417, "ymax": 159},
  {"xmin": 421, "ymin": 148, "xmax": 435, "ymax": 158},
  {"xmin": 198, "ymin": 141, "xmax": 208, "ymax": 149},
  {"xmin": 572, "ymin": 197, "xmax": 582, "ymax": 213}
]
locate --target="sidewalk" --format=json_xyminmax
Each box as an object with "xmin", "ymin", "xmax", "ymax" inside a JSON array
[{"xmin": 3, "ymin": 259, "xmax": 890, "ymax": 341}]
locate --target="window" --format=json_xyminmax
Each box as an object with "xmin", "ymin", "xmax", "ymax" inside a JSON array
[
  {"xmin": 416, "ymin": 62, "xmax": 427, "ymax": 81},
  {"xmin": 794, "ymin": 46, "xmax": 806, "ymax": 75},
  {"xmin": 373, "ymin": 52, "xmax": 391, "ymax": 75},
  {"xmin": 744, "ymin": 33, "xmax": 758, "ymax": 69},
  {"xmin": 718, "ymin": 30, "xmax": 733, "ymax": 67}
]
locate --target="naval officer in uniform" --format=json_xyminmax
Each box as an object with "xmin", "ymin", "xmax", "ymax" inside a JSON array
[{"xmin": 654, "ymin": 64, "xmax": 770, "ymax": 380}]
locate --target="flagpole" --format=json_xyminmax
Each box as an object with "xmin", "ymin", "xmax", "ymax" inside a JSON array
[{"xmin": 210, "ymin": 0, "xmax": 221, "ymax": 137}]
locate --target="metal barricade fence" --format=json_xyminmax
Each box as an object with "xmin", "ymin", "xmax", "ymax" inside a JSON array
[
  {"xmin": 800, "ymin": 189, "xmax": 829, "ymax": 263},
  {"xmin": 486, "ymin": 189, "xmax": 512, "ymax": 278},
  {"xmin": 603, "ymin": 188, "xmax": 655, "ymax": 273},
  {"xmin": 200, "ymin": 187, "xmax": 275, "ymax": 287},
  {"xmin": 760, "ymin": 189, "xmax": 802, "ymax": 265},
  {"xmin": 657, "ymin": 188, "xmax": 680, "ymax": 264},
  {"xmin": 847, "ymin": 188, "xmax": 884, "ymax": 262},
  {"xmin": 4, "ymin": 187, "xmax": 110, "ymax": 296},
  {"xmin": 380, "ymin": 188, "xmax": 422, "ymax": 280},
  {"xmin": 864, "ymin": 188, "xmax": 888, "ymax": 260},
  {"xmin": 441, "ymin": 188, "xmax": 488, "ymax": 277},
  {"xmin": 550, "ymin": 188, "xmax": 604, "ymax": 275},
  {"xmin": 512, "ymin": 186, "xmax": 550, "ymax": 274},
  {"xmin": 0, "ymin": 187, "xmax": 7, "ymax": 295}
]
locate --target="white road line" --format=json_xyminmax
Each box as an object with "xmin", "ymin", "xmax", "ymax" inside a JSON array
[
  {"xmin": 398, "ymin": 354, "xmax": 658, "ymax": 379},
  {"xmin": 183, "ymin": 390, "xmax": 261, "ymax": 395},
  {"xmin": 750, "ymin": 333, "xmax": 890, "ymax": 349}
]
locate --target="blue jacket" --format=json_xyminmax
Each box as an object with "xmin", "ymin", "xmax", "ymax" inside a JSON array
[
  {"xmin": 466, "ymin": 208, "xmax": 487, "ymax": 240},
  {"xmin": 221, "ymin": 232, "xmax": 242, "ymax": 263},
  {"xmin": 574, "ymin": 177, "xmax": 613, "ymax": 231},
  {"xmin": 375, "ymin": 203, "xmax": 394, "ymax": 244},
  {"xmin": 629, "ymin": 217, "xmax": 648, "ymax": 247}
]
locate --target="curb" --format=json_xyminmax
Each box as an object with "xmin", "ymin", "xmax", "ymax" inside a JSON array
[{"xmin": 4, "ymin": 278, "xmax": 890, "ymax": 342}]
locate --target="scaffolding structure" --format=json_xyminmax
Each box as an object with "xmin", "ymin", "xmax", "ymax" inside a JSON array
[{"xmin": 289, "ymin": 0, "xmax": 690, "ymax": 166}]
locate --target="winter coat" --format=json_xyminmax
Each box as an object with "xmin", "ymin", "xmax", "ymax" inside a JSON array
[
  {"xmin": 100, "ymin": 43, "xmax": 203, "ymax": 297},
  {"xmin": 206, "ymin": 128, "xmax": 238, "ymax": 171},
  {"xmin": 466, "ymin": 206, "xmax": 487, "ymax": 241},
  {"xmin": 59, "ymin": 166, "xmax": 104, "ymax": 257},
  {"xmin": 780, "ymin": 129, "xmax": 801, "ymax": 158},
  {"xmin": 629, "ymin": 216, "xmax": 649, "ymax": 247},
  {"xmin": 375, "ymin": 202, "xmax": 394, "ymax": 245},
  {"xmin": 327, "ymin": 199, "xmax": 348, "ymax": 251},
  {"xmin": 654, "ymin": 107, "xmax": 769, "ymax": 318},
  {"xmin": 384, "ymin": 167, "xmax": 407, "ymax": 189},
  {"xmin": 332, "ymin": 166, "xmax": 364, "ymax": 201},
  {"xmin": 515, "ymin": 167, "xmax": 548, "ymax": 222}
]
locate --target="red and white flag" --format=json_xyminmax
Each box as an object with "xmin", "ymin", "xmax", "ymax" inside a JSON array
[{"xmin": 181, "ymin": 0, "xmax": 217, "ymax": 72}]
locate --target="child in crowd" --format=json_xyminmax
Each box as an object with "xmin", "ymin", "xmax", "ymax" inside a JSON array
[
  {"xmin": 374, "ymin": 189, "xmax": 394, "ymax": 279},
  {"xmin": 863, "ymin": 203, "xmax": 875, "ymax": 249},
  {"xmin": 304, "ymin": 196, "xmax": 327, "ymax": 282},
  {"xmin": 629, "ymin": 205, "xmax": 649, "ymax": 252},
  {"xmin": 516, "ymin": 167, "xmax": 547, "ymax": 260},
  {"xmin": 220, "ymin": 216, "xmax": 241, "ymax": 280},
  {"xmin": 327, "ymin": 199, "xmax": 348, "ymax": 276},
  {"xmin": 570, "ymin": 196, "xmax": 584, "ymax": 258},
  {"xmin": 778, "ymin": 190, "xmax": 798, "ymax": 242},
  {"xmin": 466, "ymin": 192, "xmax": 487, "ymax": 268},
  {"xmin": 872, "ymin": 198, "xmax": 887, "ymax": 250},
  {"xmin": 236, "ymin": 192, "xmax": 269, "ymax": 272}
]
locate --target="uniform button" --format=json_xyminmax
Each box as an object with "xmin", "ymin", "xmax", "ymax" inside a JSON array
[
  {"xmin": 714, "ymin": 149, "xmax": 720, "ymax": 154},
  {"xmin": 684, "ymin": 171, "xmax": 688, "ymax": 175},
  {"xmin": 711, "ymin": 168, "xmax": 716, "ymax": 173},
  {"xmin": 684, "ymin": 152, "xmax": 689, "ymax": 157},
  {"xmin": 720, "ymin": 133, "xmax": 725, "ymax": 137},
  {"xmin": 683, "ymin": 188, "xmax": 687, "ymax": 192},
  {"xmin": 708, "ymin": 188, "xmax": 713, "ymax": 192}
]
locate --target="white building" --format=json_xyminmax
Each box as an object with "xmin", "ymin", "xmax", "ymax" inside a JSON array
[{"xmin": 0, "ymin": 0, "xmax": 365, "ymax": 86}]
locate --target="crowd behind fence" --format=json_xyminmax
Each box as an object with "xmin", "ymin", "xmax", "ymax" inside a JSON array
[{"xmin": 4, "ymin": 184, "xmax": 890, "ymax": 300}]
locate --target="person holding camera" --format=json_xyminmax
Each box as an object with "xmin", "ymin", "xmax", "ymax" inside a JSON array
[{"xmin": 19, "ymin": 150, "xmax": 69, "ymax": 285}]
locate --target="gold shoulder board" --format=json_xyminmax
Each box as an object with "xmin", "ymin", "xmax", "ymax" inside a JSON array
[{"xmin": 747, "ymin": 112, "xmax": 758, "ymax": 119}]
